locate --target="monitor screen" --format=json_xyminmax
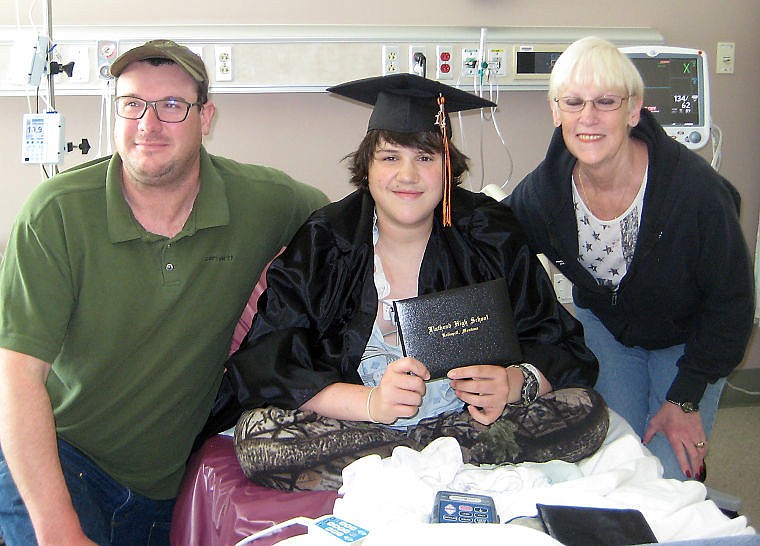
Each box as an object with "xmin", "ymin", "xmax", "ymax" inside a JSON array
[
  {"xmin": 630, "ymin": 55, "xmax": 701, "ymax": 126},
  {"xmin": 621, "ymin": 46, "xmax": 710, "ymax": 150}
]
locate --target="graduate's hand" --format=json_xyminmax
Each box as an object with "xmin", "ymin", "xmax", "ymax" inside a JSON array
[
  {"xmin": 370, "ymin": 357, "xmax": 430, "ymax": 424},
  {"xmin": 448, "ymin": 365, "xmax": 517, "ymax": 425}
]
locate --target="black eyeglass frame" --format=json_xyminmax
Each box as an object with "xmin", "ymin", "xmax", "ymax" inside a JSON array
[{"xmin": 113, "ymin": 95, "xmax": 203, "ymax": 123}]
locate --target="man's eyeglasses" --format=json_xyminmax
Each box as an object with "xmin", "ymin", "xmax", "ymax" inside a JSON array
[
  {"xmin": 114, "ymin": 96, "xmax": 202, "ymax": 123},
  {"xmin": 554, "ymin": 95, "xmax": 629, "ymax": 113}
]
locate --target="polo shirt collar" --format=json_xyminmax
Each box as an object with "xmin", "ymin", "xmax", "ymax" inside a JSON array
[{"xmin": 106, "ymin": 147, "xmax": 230, "ymax": 243}]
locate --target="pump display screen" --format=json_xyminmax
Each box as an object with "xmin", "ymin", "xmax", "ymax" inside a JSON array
[{"xmin": 628, "ymin": 54, "xmax": 703, "ymax": 127}]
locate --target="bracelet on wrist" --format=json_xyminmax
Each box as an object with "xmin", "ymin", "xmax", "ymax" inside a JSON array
[{"xmin": 366, "ymin": 386, "xmax": 380, "ymax": 423}]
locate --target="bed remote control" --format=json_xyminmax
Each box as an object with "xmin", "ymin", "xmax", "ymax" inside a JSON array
[{"xmin": 431, "ymin": 490, "xmax": 499, "ymax": 523}]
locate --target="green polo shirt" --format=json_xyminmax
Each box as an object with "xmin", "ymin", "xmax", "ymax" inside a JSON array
[{"xmin": 0, "ymin": 148, "xmax": 328, "ymax": 498}]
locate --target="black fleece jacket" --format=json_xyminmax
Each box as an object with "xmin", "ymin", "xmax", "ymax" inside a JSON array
[{"xmin": 506, "ymin": 108, "xmax": 754, "ymax": 404}]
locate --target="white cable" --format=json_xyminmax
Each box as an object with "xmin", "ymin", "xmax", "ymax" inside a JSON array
[
  {"xmin": 99, "ymin": 80, "xmax": 113, "ymax": 157},
  {"xmin": 725, "ymin": 379, "xmax": 760, "ymax": 397},
  {"xmin": 27, "ymin": 0, "xmax": 39, "ymax": 31},
  {"xmin": 14, "ymin": 0, "xmax": 22, "ymax": 28},
  {"xmin": 234, "ymin": 517, "xmax": 313, "ymax": 545}
]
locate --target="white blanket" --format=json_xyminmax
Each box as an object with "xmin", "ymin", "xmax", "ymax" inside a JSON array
[{"xmin": 330, "ymin": 411, "xmax": 755, "ymax": 544}]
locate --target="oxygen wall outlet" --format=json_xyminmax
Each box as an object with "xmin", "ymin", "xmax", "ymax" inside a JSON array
[{"xmin": 97, "ymin": 40, "xmax": 118, "ymax": 80}]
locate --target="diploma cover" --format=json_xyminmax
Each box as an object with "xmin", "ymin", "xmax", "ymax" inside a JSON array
[
  {"xmin": 392, "ymin": 278, "xmax": 522, "ymax": 380},
  {"xmin": 536, "ymin": 504, "xmax": 658, "ymax": 546}
]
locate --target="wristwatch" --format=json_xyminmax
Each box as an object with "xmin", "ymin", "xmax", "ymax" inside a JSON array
[
  {"xmin": 667, "ymin": 399, "xmax": 700, "ymax": 413},
  {"xmin": 510, "ymin": 363, "xmax": 541, "ymax": 406}
]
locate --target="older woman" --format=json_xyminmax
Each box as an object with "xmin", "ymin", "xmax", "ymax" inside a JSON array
[
  {"xmin": 222, "ymin": 74, "xmax": 608, "ymax": 491},
  {"xmin": 507, "ymin": 36, "xmax": 753, "ymax": 482}
]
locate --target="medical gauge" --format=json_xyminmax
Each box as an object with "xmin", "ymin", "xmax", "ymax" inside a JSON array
[{"xmin": 621, "ymin": 46, "xmax": 710, "ymax": 150}]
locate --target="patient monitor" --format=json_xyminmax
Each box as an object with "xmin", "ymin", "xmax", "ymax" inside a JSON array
[{"xmin": 620, "ymin": 46, "xmax": 710, "ymax": 150}]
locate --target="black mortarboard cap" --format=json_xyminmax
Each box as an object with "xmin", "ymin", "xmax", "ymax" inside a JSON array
[{"xmin": 327, "ymin": 73, "xmax": 496, "ymax": 137}]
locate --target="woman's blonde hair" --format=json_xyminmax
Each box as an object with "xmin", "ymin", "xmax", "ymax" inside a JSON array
[{"xmin": 549, "ymin": 36, "xmax": 644, "ymax": 113}]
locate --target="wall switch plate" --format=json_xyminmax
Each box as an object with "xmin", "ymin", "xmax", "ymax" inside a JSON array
[{"xmin": 716, "ymin": 42, "xmax": 735, "ymax": 74}]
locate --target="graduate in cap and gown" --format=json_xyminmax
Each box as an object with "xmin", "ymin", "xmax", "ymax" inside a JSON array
[{"xmin": 225, "ymin": 74, "xmax": 608, "ymax": 491}]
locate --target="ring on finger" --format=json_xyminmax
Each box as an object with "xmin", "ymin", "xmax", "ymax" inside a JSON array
[{"xmin": 695, "ymin": 441, "xmax": 706, "ymax": 449}]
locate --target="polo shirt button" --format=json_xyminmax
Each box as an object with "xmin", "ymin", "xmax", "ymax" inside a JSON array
[{"xmin": 165, "ymin": 263, "xmax": 174, "ymax": 271}]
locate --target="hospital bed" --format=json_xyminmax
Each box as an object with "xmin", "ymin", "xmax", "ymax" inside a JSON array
[{"xmin": 169, "ymin": 193, "xmax": 757, "ymax": 546}]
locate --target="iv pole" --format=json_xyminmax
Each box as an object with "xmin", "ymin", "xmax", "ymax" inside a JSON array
[{"xmin": 44, "ymin": 0, "xmax": 55, "ymax": 110}]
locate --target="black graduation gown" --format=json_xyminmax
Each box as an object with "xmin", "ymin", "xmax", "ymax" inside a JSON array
[{"xmin": 224, "ymin": 186, "xmax": 597, "ymax": 412}]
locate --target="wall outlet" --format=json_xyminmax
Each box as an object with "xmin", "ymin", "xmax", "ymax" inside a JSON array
[
  {"xmin": 382, "ymin": 44, "xmax": 400, "ymax": 75},
  {"xmin": 409, "ymin": 45, "xmax": 427, "ymax": 76},
  {"xmin": 436, "ymin": 45, "xmax": 454, "ymax": 80},
  {"xmin": 215, "ymin": 45, "xmax": 233, "ymax": 82}
]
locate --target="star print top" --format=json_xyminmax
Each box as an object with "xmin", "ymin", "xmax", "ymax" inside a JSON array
[{"xmin": 572, "ymin": 170, "xmax": 648, "ymax": 289}]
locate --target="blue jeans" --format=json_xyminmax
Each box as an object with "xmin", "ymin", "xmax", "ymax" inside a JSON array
[
  {"xmin": 0, "ymin": 439, "xmax": 174, "ymax": 546},
  {"xmin": 575, "ymin": 304, "xmax": 725, "ymax": 480}
]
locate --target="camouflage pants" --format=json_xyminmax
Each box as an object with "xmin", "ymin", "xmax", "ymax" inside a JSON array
[{"xmin": 233, "ymin": 387, "xmax": 608, "ymax": 491}]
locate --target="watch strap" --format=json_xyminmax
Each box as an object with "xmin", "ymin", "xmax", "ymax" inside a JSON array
[{"xmin": 666, "ymin": 399, "xmax": 700, "ymax": 413}]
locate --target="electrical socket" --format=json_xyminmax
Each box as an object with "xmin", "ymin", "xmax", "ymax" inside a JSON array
[
  {"xmin": 408, "ymin": 45, "xmax": 427, "ymax": 77},
  {"xmin": 382, "ymin": 45, "xmax": 400, "ymax": 76},
  {"xmin": 215, "ymin": 45, "xmax": 232, "ymax": 82},
  {"xmin": 436, "ymin": 45, "xmax": 454, "ymax": 80}
]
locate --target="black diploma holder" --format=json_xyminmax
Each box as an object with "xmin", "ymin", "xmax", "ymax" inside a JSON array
[
  {"xmin": 392, "ymin": 278, "xmax": 523, "ymax": 380},
  {"xmin": 536, "ymin": 504, "xmax": 658, "ymax": 546}
]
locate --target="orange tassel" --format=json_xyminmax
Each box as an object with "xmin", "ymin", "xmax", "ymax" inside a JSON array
[{"xmin": 436, "ymin": 95, "xmax": 453, "ymax": 227}]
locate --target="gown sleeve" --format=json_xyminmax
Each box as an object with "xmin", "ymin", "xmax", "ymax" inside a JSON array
[{"xmin": 226, "ymin": 200, "xmax": 375, "ymax": 410}]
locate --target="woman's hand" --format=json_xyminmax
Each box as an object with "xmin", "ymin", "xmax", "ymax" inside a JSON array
[
  {"xmin": 448, "ymin": 365, "xmax": 520, "ymax": 425},
  {"xmin": 369, "ymin": 357, "xmax": 430, "ymax": 424},
  {"xmin": 643, "ymin": 402, "xmax": 707, "ymax": 480}
]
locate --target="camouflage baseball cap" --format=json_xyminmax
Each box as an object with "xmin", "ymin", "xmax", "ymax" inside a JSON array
[{"xmin": 110, "ymin": 39, "xmax": 208, "ymax": 90}]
